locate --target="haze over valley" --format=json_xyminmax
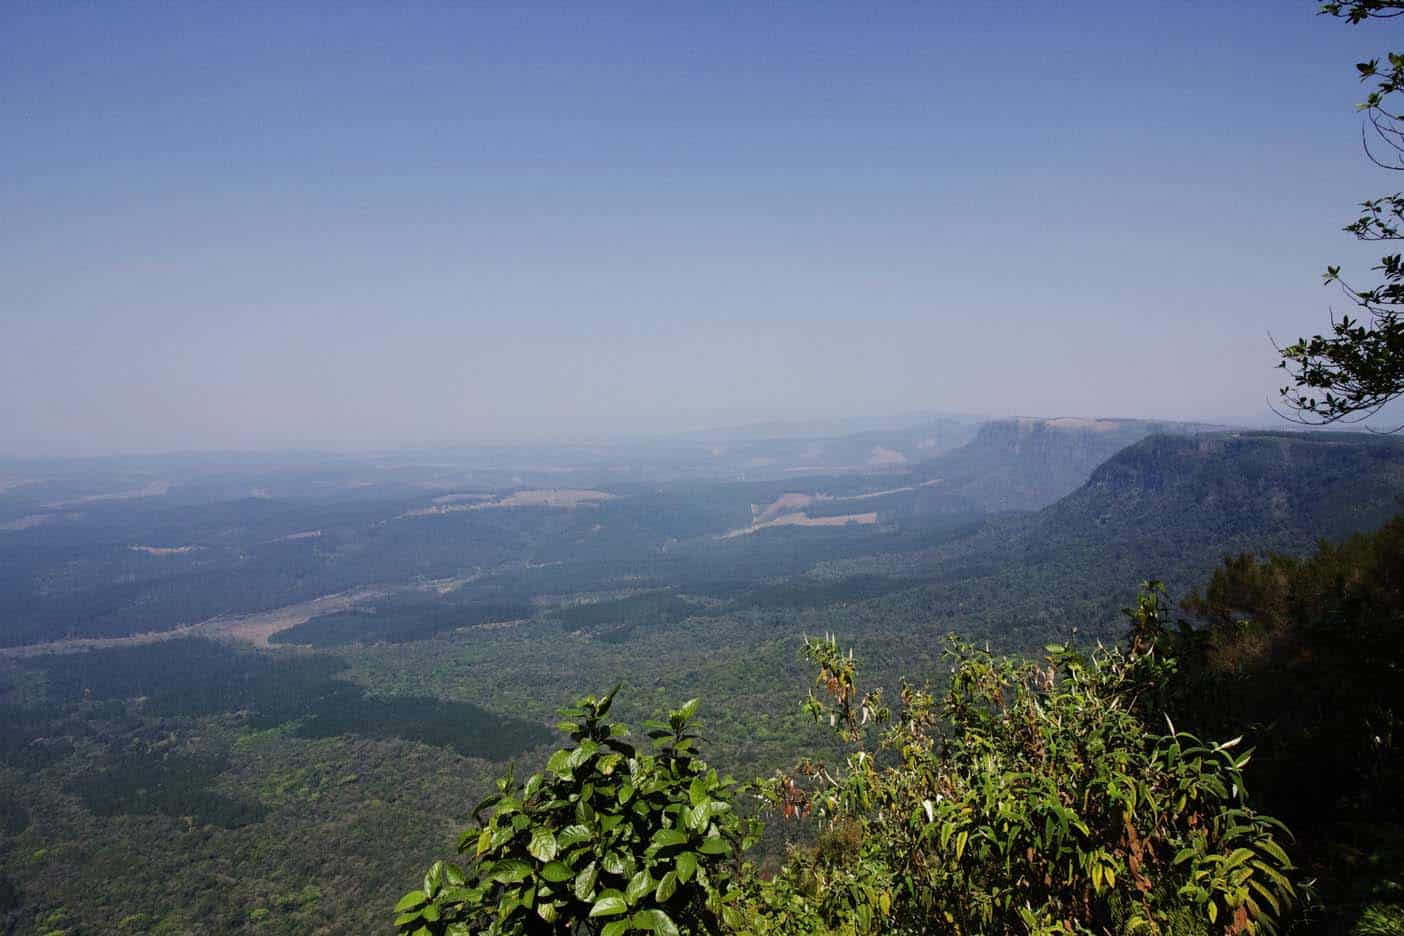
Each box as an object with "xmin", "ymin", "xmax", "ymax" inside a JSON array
[
  {"xmin": 2, "ymin": 411, "xmax": 1401, "ymax": 933},
  {"xmin": 7, "ymin": 2, "xmax": 1404, "ymax": 933}
]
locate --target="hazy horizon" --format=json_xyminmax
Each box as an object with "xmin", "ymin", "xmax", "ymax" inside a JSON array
[
  {"xmin": 0, "ymin": 404, "xmax": 1315, "ymax": 462},
  {"xmin": 6, "ymin": 1, "xmax": 1404, "ymax": 455}
]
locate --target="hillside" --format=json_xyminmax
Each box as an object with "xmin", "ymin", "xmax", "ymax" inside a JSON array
[
  {"xmin": 745, "ymin": 417, "xmax": 1207, "ymax": 527},
  {"xmin": 815, "ymin": 430, "xmax": 1404, "ymax": 664},
  {"xmin": 899, "ymin": 417, "xmax": 1213, "ymax": 512},
  {"xmin": 1028, "ymin": 429, "xmax": 1404, "ymax": 565}
]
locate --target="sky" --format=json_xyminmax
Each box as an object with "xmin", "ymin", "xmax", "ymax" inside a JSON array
[{"xmin": 3, "ymin": 0, "xmax": 1403, "ymax": 454}]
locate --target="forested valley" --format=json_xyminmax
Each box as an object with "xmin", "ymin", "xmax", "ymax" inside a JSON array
[{"xmin": 1, "ymin": 418, "xmax": 1402, "ymax": 934}]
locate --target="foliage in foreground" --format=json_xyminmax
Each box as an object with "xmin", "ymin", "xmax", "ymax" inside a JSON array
[
  {"xmin": 400, "ymin": 600, "xmax": 1301, "ymax": 935},
  {"xmin": 1163, "ymin": 516, "xmax": 1404, "ymax": 934},
  {"xmin": 1279, "ymin": 1, "xmax": 1404, "ymax": 425},
  {"xmin": 740, "ymin": 632, "xmax": 1298, "ymax": 935},
  {"xmin": 394, "ymin": 686, "xmax": 760, "ymax": 935}
]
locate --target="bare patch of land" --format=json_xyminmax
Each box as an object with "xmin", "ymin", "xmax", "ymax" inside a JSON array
[
  {"xmin": 201, "ymin": 587, "xmax": 388, "ymax": 647},
  {"xmin": 724, "ymin": 511, "xmax": 878, "ymax": 538},
  {"xmin": 403, "ymin": 489, "xmax": 614, "ymax": 518},
  {"xmin": 1024, "ymin": 417, "xmax": 1124, "ymax": 432},
  {"xmin": 0, "ymin": 586, "xmax": 387, "ymax": 657},
  {"xmin": 867, "ymin": 446, "xmax": 909, "ymax": 467},
  {"xmin": 749, "ymin": 480, "xmax": 941, "ymax": 526},
  {"xmin": 41, "ymin": 480, "xmax": 170, "ymax": 509},
  {"xmin": 0, "ymin": 626, "xmax": 212, "ymax": 659},
  {"xmin": 841, "ymin": 479, "xmax": 943, "ymax": 500},
  {"xmin": 432, "ymin": 493, "xmax": 495, "ymax": 505},
  {"xmin": 753, "ymin": 492, "xmax": 825, "ymax": 523},
  {"xmin": 0, "ymin": 514, "xmax": 51, "ymax": 532},
  {"xmin": 276, "ymin": 530, "xmax": 322, "ymax": 542},
  {"xmin": 490, "ymin": 489, "xmax": 613, "ymax": 508}
]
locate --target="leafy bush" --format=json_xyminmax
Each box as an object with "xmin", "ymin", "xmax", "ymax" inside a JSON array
[
  {"xmin": 1158, "ymin": 518, "xmax": 1404, "ymax": 934},
  {"xmin": 742, "ymin": 626, "xmax": 1299, "ymax": 935},
  {"xmin": 397, "ymin": 588, "xmax": 1306, "ymax": 935},
  {"xmin": 394, "ymin": 687, "xmax": 760, "ymax": 935}
]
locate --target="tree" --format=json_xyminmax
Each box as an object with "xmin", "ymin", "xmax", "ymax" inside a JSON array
[
  {"xmin": 393, "ymin": 686, "xmax": 760, "ymax": 936},
  {"xmin": 739, "ymin": 628, "xmax": 1299, "ymax": 935},
  {"xmin": 1152, "ymin": 519, "xmax": 1404, "ymax": 934},
  {"xmin": 1278, "ymin": 2, "xmax": 1404, "ymax": 426}
]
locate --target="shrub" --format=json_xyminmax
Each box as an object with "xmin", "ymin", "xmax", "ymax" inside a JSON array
[
  {"xmin": 394, "ymin": 687, "xmax": 760, "ymax": 935},
  {"xmin": 743, "ymin": 628, "xmax": 1299, "ymax": 935}
]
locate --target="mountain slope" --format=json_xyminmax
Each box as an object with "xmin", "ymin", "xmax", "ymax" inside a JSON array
[
  {"xmin": 809, "ymin": 431, "xmax": 1404, "ymax": 664},
  {"xmin": 859, "ymin": 417, "xmax": 1208, "ymax": 513},
  {"xmin": 1033, "ymin": 430, "xmax": 1404, "ymax": 555}
]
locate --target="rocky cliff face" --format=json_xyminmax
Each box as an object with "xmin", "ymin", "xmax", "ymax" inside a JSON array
[{"xmin": 912, "ymin": 417, "xmax": 1196, "ymax": 512}]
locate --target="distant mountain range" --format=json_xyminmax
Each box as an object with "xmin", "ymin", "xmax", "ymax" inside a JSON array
[
  {"xmin": 829, "ymin": 429, "xmax": 1404, "ymax": 660},
  {"xmin": 898, "ymin": 417, "xmax": 1224, "ymax": 511}
]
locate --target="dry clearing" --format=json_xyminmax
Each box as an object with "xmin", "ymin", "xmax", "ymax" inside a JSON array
[
  {"xmin": 0, "ymin": 586, "xmax": 387, "ymax": 658},
  {"xmin": 724, "ymin": 511, "xmax": 878, "ymax": 538},
  {"xmin": 403, "ymin": 489, "xmax": 614, "ymax": 518}
]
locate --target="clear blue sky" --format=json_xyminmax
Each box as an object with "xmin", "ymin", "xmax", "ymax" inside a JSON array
[{"xmin": 2, "ymin": 1, "xmax": 1399, "ymax": 453}]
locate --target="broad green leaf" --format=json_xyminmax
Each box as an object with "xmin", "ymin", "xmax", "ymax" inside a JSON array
[
  {"xmin": 632, "ymin": 907, "xmax": 682, "ymax": 936},
  {"xmin": 589, "ymin": 891, "xmax": 629, "ymax": 918},
  {"xmin": 625, "ymin": 869, "xmax": 654, "ymax": 905},
  {"xmin": 652, "ymin": 829, "xmax": 689, "ymax": 848},
  {"xmin": 567, "ymin": 739, "xmax": 600, "ymax": 770},
  {"xmin": 395, "ymin": 890, "xmax": 427, "ymax": 912},
  {"xmin": 528, "ymin": 828, "xmax": 558, "ymax": 863},
  {"xmin": 598, "ymin": 683, "xmax": 621, "ymax": 717},
  {"xmin": 424, "ymin": 861, "xmax": 443, "ymax": 896},
  {"xmin": 547, "ymin": 749, "xmax": 573, "ymax": 777},
  {"xmin": 541, "ymin": 861, "xmax": 573, "ymax": 883},
  {"xmin": 655, "ymin": 870, "xmax": 677, "ymax": 903},
  {"xmin": 697, "ymin": 836, "xmax": 729, "ymax": 856},
  {"xmin": 603, "ymin": 851, "xmax": 628, "ymax": 875},
  {"xmin": 558, "ymin": 824, "xmax": 592, "ymax": 848},
  {"xmin": 489, "ymin": 859, "xmax": 533, "ymax": 884},
  {"xmin": 574, "ymin": 861, "xmax": 600, "ymax": 902},
  {"xmin": 684, "ymin": 802, "xmax": 709, "ymax": 833}
]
